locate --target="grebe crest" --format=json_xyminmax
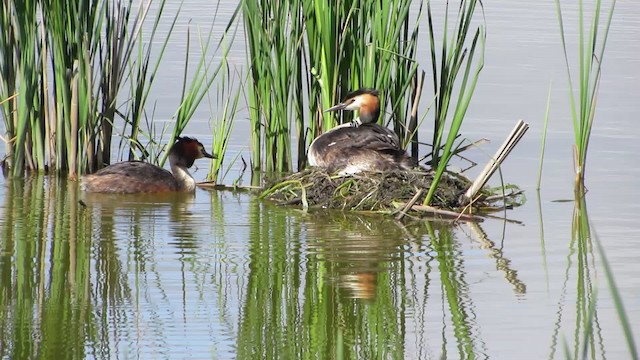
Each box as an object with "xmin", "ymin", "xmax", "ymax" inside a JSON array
[
  {"xmin": 81, "ymin": 137, "xmax": 215, "ymax": 193},
  {"xmin": 307, "ymin": 88, "xmax": 414, "ymax": 175}
]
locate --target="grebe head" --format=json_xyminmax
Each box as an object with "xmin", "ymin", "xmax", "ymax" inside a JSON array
[
  {"xmin": 325, "ymin": 88, "xmax": 380, "ymax": 123},
  {"xmin": 170, "ymin": 137, "xmax": 215, "ymax": 168}
]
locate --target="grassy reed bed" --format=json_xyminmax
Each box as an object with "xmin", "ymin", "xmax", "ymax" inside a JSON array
[
  {"xmin": 0, "ymin": 0, "xmax": 232, "ymax": 177},
  {"xmin": 1, "ymin": 0, "xmax": 159, "ymax": 176},
  {"xmin": 241, "ymin": 0, "xmax": 421, "ymax": 173},
  {"xmin": 555, "ymin": 0, "xmax": 616, "ymax": 185}
]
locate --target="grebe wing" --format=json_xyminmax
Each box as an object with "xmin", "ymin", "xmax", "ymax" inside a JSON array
[
  {"xmin": 350, "ymin": 123, "xmax": 403, "ymax": 152},
  {"xmin": 83, "ymin": 161, "xmax": 180, "ymax": 193},
  {"xmin": 312, "ymin": 123, "xmax": 404, "ymax": 154}
]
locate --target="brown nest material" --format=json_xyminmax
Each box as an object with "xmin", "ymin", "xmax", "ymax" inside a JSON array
[{"xmin": 260, "ymin": 168, "xmax": 525, "ymax": 220}]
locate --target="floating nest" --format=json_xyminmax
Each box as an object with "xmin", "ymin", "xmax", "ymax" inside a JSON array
[{"xmin": 260, "ymin": 168, "xmax": 524, "ymax": 221}]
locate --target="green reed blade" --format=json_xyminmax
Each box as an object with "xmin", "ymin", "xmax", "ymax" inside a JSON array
[
  {"xmin": 555, "ymin": 0, "xmax": 616, "ymax": 183},
  {"xmin": 207, "ymin": 42, "xmax": 242, "ymax": 183},
  {"xmin": 537, "ymin": 85, "xmax": 552, "ymax": 190},
  {"xmin": 160, "ymin": 11, "xmax": 236, "ymax": 168}
]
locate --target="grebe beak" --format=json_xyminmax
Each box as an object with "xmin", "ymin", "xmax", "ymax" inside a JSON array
[
  {"xmin": 202, "ymin": 149, "xmax": 216, "ymax": 159},
  {"xmin": 325, "ymin": 103, "xmax": 347, "ymax": 112}
]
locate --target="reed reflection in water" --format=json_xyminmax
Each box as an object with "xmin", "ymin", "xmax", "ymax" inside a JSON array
[
  {"xmin": 0, "ymin": 177, "xmax": 246, "ymax": 358},
  {"xmin": 236, "ymin": 203, "xmax": 529, "ymax": 359},
  {"xmin": 547, "ymin": 189, "xmax": 618, "ymax": 360},
  {"xmin": 2, "ymin": 175, "xmax": 632, "ymax": 358}
]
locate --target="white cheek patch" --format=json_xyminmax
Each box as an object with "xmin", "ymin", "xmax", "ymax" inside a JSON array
[{"xmin": 345, "ymin": 96, "xmax": 363, "ymax": 110}]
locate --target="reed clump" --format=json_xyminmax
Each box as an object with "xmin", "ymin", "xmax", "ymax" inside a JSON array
[
  {"xmin": 555, "ymin": 0, "xmax": 616, "ymax": 185},
  {"xmin": 1, "ymin": 0, "xmax": 231, "ymax": 178}
]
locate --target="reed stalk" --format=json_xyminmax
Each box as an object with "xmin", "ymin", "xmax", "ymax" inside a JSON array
[
  {"xmin": 207, "ymin": 60, "xmax": 242, "ymax": 184},
  {"xmin": 423, "ymin": 0, "xmax": 485, "ymax": 205},
  {"xmin": 241, "ymin": 0, "xmax": 302, "ymax": 173},
  {"xmin": 99, "ymin": 0, "xmax": 159, "ymax": 166},
  {"xmin": 1, "ymin": 0, "xmax": 41, "ymax": 176},
  {"xmin": 555, "ymin": 0, "xmax": 616, "ymax": 185},
  {"xmin": 41, "ymin": 0, "xmax": 103, "ymax": 177},
  {"xmin": 0, "ymin": 1, "xmax": 17, "ymax": 170},
  {"xmin": 537, "ymin": 85, "xmax": 552, "ymax": 190},
  {"xmin": 158, "ymin": 24, "xmax": 233, "ymax": 168}
]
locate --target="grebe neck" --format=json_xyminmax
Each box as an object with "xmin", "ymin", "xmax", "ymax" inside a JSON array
[
  {"xmin": 359, "ymin": 104, "xmax": 380, "ymax": 123},
  {"xmin": 169, "ymin": 154, "xmax": 196, "ymax": 192}
]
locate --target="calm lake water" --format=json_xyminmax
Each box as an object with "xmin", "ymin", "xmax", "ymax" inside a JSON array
[{"xmin": 1, "ymin": 1, "xmax": 639, "ymax": 359}]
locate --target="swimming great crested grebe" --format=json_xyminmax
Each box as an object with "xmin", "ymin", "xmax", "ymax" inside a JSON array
[
  {"xmin": 81, "ymin": 137, "xmax": 215, "ymax": 193},
  {"xmin": 307, "ymin": 89, "xmax": 414, "ymax": 174}
]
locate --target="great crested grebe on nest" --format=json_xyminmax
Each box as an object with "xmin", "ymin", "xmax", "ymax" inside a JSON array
[{"xmin": 307, "ymin": 88, "xmax": 415, "ymax": 175}]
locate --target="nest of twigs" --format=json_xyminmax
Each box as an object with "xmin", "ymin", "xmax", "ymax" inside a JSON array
[{"xmin": 260, "ymin": 168, "xmax": 524, "ymax": 221}]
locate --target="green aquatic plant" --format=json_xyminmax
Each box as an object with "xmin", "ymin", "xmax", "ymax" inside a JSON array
[
  {"xmin": 537, "ymin": 85, "xmax": 553, "ymax": 190},
  {"xmin": 0, "ymin": 0, "xmax": 165, "ymax": 176},
  {"xmin": 120, "ymin": 0, "xmax": 178, "ymax": 164},
  {"xmin": 207, "ymin": 66, "xmax": 242, "ymax": 185},
  {"xmin": 241, "ymin": 0, "xmax": 303, "ymax": 173},
  {"xmin": 304, "ymin": 0, "xmax": 422, "ymax": 147},
  {"xmin": 555, "ymin": 0, "xmax": 616, "ymax": 185},
  {"xmin": 0, "ymin": 0, "xmax": 41, "ymax": 176},
  {"xmin": 159, "ymin": 15, "xmax": 236, "ymax": 168},
  {"xmin": 423, "ymin": 0, "xmax": 485, "ymax": 205}
]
